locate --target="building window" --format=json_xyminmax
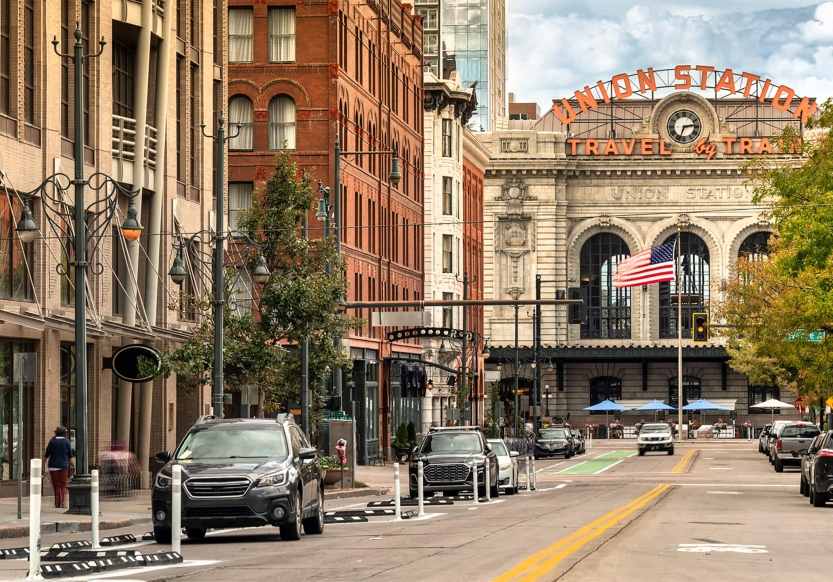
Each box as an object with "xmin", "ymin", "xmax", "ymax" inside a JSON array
[
  {"xmin": 61, "ymin": 0, "xmax": 70, "ymax": 137},
  {"xmin": 228, "ymin": 8, "xmax": 253, "ymax": 63},
  {"xmin": 442, "ymin": 177, "xmax": 453, "ymax": 215},
  {"xmin": 228, "ymin": 183, "xmax": 253, "ymax": 233},
  {"xmin": 59, "ymin": 344, "xmax": 77, "ymax": 439},
  {"xmin": 111, "ymin": 227, "xmax": 126, "ymax": 315},
  {"xmin": 442, "ymin": 119, "xmax": 452, "ymax": 157},
  {"xmin": 268, "ymin": 8, "xmax": 295, "ymax": 63},
  {"xmin": 228, "ymin": 96, "xmax": 253, "ymax": 151},
  {"xmin": 424, "ymin": 34, "xmax": 438, "ymax": 56},
  {"xmin": 268, "ymin": 95, "xmax": 296, "ymax": 150},
  {"xmin": 231, "ymin": 269, "xmax": 253, "ymax": 316},
  {"xmin": 23, "ymin": 0, "xmax": 35, "ymax": 124},
  {"xmin": 189, "ymin": 65, "xmax": 199, "ymax": 188},
  {"xmin": 1, "ymin": 341, "xmax": 35, "ymax": 481},
  {"xmin": 417, "ymin": 8, "xmax": 437, "ymax": 29},
  {"xmin": 442, "ymin": 292, "xmax": 453, "ymax": 329},
  {"xmin": 580, "ymin": 233, "xmax": 631, "ymax": 339},
  {"xmin": 668, "ymin": 376, "xmax": 701, "ymax": 409},
  {"xmin": 175, "ymin": 57, "xmax": 184, "ymax": 183},
  {"xmin": 0, "ymin": 0, "xmax": 9, "ymax": 116},
  {"xmin": 589, "ymin": 376, "xmax": 622, "ymax": 407},
  {"xmin": 61, "ymin": 228, "xmax": 75, "ymax": 306},
  {"xmin": 738, "ymin": 232, "xmax": 771, "ymax": 262},
  {"xmin": 442, "ymin": 235, "xmax": 453, "ymax": 273},
  {"xmin": 749, "ymin": 386, "xmax": 780, "ymax": 414},
  {"xmin": 112, "ymin": 42, "xmax": 136, "ymax": 119},
  {"xmin": 659, "ymin": 232, "xmax": 710, "ymax": 339},
  {"xmin": 0, "ymin": 197, "xmax": 32, "ymax": 300}
]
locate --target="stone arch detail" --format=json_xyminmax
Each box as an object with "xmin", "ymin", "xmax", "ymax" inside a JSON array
[
  {"xmin": 644, "ymin": 215, "xmax": 723, "ymax": 272},
  {"xmin": 259, "ymin": 78, "xmax": 312, "ymax": 109},
  {"xmin": 726, "ymin": 216, "xmax": 774, "ymax": 261}
]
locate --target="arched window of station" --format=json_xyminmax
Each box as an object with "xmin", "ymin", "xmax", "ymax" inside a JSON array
[
  {"xmin": 668, "ymin": 375, "xmax": 701, "ymax": 409},
  {"xmin": 589, "ymin": 376, "xmax": 622, "ymax": 407},
  {"xmin": 227, "ymin": 95, "xmax": 253, "ymax": 151},
  {"xmin": 738, "ymin": 231, "xmax": 771, "ymax": 261},
  {"xmin": 659, "ymin": 232, "xmax": 709, "ymax": 339},
  {"xmin": 579, "ymin": 233, "xmax": 631, "ymax": 339},
  {"xmin": 268, "ymin": 95, "xmax": 296, "ymax": 150}
]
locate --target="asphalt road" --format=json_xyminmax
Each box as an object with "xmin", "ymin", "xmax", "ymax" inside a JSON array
[{"xmin": 2, "ymin": 440, "xmax": 831, "ymax": 581}]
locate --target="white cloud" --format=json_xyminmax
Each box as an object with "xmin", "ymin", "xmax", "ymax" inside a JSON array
[{"xmin": 507, "ymin": 2, "xmax": 833, "ymax": 110}]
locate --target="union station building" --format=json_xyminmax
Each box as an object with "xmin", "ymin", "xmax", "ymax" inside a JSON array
[{"xmin": 479, "ymin": 67, "xmax": 814, "ymax": 428}]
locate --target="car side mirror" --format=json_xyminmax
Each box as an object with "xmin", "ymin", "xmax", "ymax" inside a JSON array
[
  {"xmin": 299, "ymin": 447, "xmax": 318, "ymax": 460},
  {"xmin": 485, "ymin": 444, "xmax": 492, "ymax": 453},
  {"xmin": 510, "ymin": 451, "xmax": 519, "ymax": 458},
  {"xmin": 155, "ymin": 451, "xmax": 171, "ymax": 464},
  {"xmin": 411, "ymin": 446, "xmax": 420, "ymax": 455}
]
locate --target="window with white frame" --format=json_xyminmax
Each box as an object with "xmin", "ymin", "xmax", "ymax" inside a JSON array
[
  {"xmin": 442, "ymin": 292, "xmax": 453, "ymax": 328},
  {"xmin": 228, "ymin": 8, "xmax": 253, "ymax": 63},
  {"xmin": 228, "ymin": 96, "xmax": 253, "ymax": 151},
  {"xmin": 442, "ymin": 177, "xmax": 452, "ymax": 215},
  {"xmin": 268, "ymin": 7, "xmax": 295, "ymax": 63},
  {"xmin": 228, "ymin": 182, "xmax": 253, "ymax": 233},
  {"xmin": 442, "ymin": 119, "xmax": 452, "ymax": 157},
  {"xmin": 268, "ymin": 95, "xmax": 296, "ymax": 150},
  {"xmin": 442, "ymin": 235, "xmax": 453, "ymax": 273}
]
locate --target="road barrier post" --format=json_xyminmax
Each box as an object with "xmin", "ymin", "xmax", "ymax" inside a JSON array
[
  {"xmin": 393, "ymin": 463, "xmax": 402, "ymax": 520},
  {"xmin": 531, "ymin": 456, "xmax": 537, "ymax": 490},
  {"xmin": 91, "ymin": 470, "xmax": 100, "ymax": 548},
  {"xmin": 485, "ymin": 457, "xmax": 491, "ymax": 502},
  {"xmin": 525, "ymin": 455, "xmax": 531, "ymax": 489},
  {"xmin": 26, "ymin": 459, "xmax": 42, "ymax": 581},
  {"xmin": 417, "ymin": 460, "xmax": 425, "ymax": 517},
  {"xmin": 172, "ymin": 465, "xmax": 182, "ymax": 554}
]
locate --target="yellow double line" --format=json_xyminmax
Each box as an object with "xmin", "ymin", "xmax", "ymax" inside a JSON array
[
  {"xmin": 671, "ymin": 449, "xmax": 696, "ymax": 474},
  {"xmin": 492, "ymin": 484, "xmax": 670, "ymax": 582}
]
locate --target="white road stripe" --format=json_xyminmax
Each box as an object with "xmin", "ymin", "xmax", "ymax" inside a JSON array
[
  {"xmin": 594, "ymin": 459, "xmax": 624, "ymax": 474},
  {"xmin": 73, "ymin": 559, "xmax": 219, "ymax": 580}
]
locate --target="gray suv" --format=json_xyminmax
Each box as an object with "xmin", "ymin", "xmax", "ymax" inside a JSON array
[{"xmin": 151, "ymin": 415, "xmax": 324, "ymax": 542}]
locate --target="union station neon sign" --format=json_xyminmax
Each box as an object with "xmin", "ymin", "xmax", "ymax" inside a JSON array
[{"xmin": 553, "ymin": 65, "xmax": 817, "ymax": 126}]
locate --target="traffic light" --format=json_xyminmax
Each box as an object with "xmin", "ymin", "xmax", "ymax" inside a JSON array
[{"xmin": 692, "ymin": 312, "xmax": 708, "ymax": 342}]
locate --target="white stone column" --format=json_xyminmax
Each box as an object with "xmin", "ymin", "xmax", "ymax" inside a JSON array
[
  {"xmin": 432, "ymin": 396, "xmax": 441, "ymax": 426},
  {"xmin": 421, "ymin": 390, "xmax": 434, "ymax": 434}
]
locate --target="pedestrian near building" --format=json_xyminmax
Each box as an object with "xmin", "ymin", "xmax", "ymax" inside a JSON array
[{"xmin": 43, "ymin": 427, "xmax": 75, "ymax": 508}]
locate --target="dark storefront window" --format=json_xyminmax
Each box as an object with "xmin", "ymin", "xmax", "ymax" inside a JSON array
[
  {"xmin": 390, "ymin": 360, "xmax": 422, "ymax": 442},
  {"xmin": 749, "ymin": 386, "xmax": 780, "ymax": 414},
  {"xmin": 659, "ymin": 232, "xmax": 710, "ymax": 339},
  {"xmin": 60, "ymin": 345, "xmax": 77, "ymax": 443},
  {"xmin": 580, "ymin": 233, "xmax": 630, "ymax": 339},
  {"xmin": 0, "ymin": 341, "xmax": 35, "ymax": 481},
  {"xmin": 589, "ymin": 376, "xmax": 622, "ymax": 409},
  {"xmin": 668, "ymin": 376, "xmax": 701, "ymax": 409}
]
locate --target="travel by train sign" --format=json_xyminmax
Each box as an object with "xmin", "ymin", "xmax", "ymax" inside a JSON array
[
  {"xmin": 565, "ymin": 135, "xmax": 800, "ymax": 160},
  {"xmin": 553, "ymin": 65, "xmax": 817, "ymax": 126}
]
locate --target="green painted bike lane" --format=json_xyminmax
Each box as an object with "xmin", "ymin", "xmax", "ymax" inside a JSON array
[{"xmin": 557, "ymin": 450, "xmax": 636, "ymax": 475}]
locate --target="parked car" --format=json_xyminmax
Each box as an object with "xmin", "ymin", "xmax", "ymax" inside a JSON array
[
  {"xmin": 571, "ymin": 430, "xmax": 586, "ymax": 454},
  {"xmin": 409, "ymin": 426, "xmax": 499, "ymax": 499},
  {"xmin": 805, "ymin": 430, "xmax": 833, "ymax": 507},
  {"xmin": 534, "ymin": 427, "xmax": 575, "ymax": 460},
  {"xmin": 636, "ymin": 423, "xmax": 674, "ymax": 456},
  {"xmin": 758, "ymin": 423, "xmax": 773, "ymax": 453},
  {"xmin": 800, "ymin": 433, "xmax": 827, "ymax": 497},
  {"xmin": 765, "ymin": 420, "xmax": 795, "ymax": 459},
  {"xmin": 487, "ymin": 438, "xmax": 519, "ymax": 495},
  {"xmin": 151, "ymin": 414, "xmax": 324, "ymax": 543},
  {"xmin": 768, "ymin": 422, "xmax": 820, "ymax": 472}
]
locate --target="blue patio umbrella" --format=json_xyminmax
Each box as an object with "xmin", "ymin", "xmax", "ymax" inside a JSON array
[
  {"xmin": 584, "ymin": 400, "xmax": 630, "ymax": 439},
  {"xmin": 636, "ymin": 399, "xmax": 676, "ymax": 422},
  {"xmin": 681, "ymin": 399, "xmax": 727, "ymax": 411}
]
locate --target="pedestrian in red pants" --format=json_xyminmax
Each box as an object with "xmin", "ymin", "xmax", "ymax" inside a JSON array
[{"xmin": 43, "ymin": 426, "xmax": 75, "ymax": 508}]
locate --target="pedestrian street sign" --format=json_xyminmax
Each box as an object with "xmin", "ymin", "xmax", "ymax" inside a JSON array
[
  {"xmin": 786, "ymin": 330, "xmax": 825, "ymax": 342},
  {"xmin": 826, "ymin": 396, "xmax": 833, "ymax": 409}
]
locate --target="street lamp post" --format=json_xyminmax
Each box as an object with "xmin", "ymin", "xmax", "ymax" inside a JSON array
[
  {"xmin": 15, "ymin": 27, "xmax": 143, "ymax": 514},
  {"xmin": 168, "ymin": 116, "xmax": 270, "ymax": 418}
]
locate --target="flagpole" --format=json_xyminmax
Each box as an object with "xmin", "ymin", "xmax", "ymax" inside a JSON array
[{"xmin": 677, "ymin": 225, "xmax": 683, "ymax": 441}]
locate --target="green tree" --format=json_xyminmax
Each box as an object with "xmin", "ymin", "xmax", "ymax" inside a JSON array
[{"xmin": 717, "ymin": 99, "xmax": 833, "ymax": 401}]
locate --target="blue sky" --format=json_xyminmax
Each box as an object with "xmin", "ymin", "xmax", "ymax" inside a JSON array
[{"xmin": 506, "ymin": 1, "xmax": 833, "ymax": 109}]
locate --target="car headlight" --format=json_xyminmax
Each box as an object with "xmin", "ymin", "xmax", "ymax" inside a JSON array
[
  {"xmin": 500, "ymin": 464, "xmax": 510, "ymax": 471},
  {"xmin": 256, "ymin": 470, "xmax": 288, "ymax": 488},
  {"xmin": 467, "ymin": 459, "xmax": 485, "ymax": 467},
  {"xmin": 155, "ymin": 473, "xmax": 172, "ymax": 490}
]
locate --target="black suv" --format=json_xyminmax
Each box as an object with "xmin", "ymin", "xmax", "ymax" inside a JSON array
[
  {"xmin": 534, "ymin": 427, "xmax": 574, "ymax": 459},
  {"xmin": 152, "ymin": 414, "xmax": 324, "ymax": 542},
  {"xmin": 409, "ymin": 427, "xmax": 499, "ymax": 498}
]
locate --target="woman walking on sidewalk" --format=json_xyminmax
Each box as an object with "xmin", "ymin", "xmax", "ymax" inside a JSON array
[{"xmin": 43, "ymin": 427, "xmax": 75, "ymax": 508}]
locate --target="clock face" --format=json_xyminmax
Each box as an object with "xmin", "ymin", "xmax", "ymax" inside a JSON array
[{"xmin": 666, "ymin": 109, "xmax": 702, "ymax": 144}]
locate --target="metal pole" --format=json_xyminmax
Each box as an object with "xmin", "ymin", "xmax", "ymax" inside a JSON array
[
  {"xmin": 417, "ymin": 460, "xmax": 425, "ymax": 516},
  {"xmin": 26, "ymin": 459, "xmax": 41, "ymax": 581},
  {"xmin": 91, "ymin": 470, "xmax": 99, "ymax": 548},
  {"xmin": 393, "ymin": 462, "xmax": 401, "ymax": 520},
  {"xmin": 535, "ymin": 276, "xmax": 541, "ymax": 432},
  {"xmin": 17, "ymin": 354, "xmax": 22, "ymax": 520},
  {"xmin": 461, "ymin": 273, "xmax": 468, "ymax": 425},
  {"xmin": 333, "ymin": 136, "xmax": 343, "ymax": 411},
  {"xmin": 301, "ymin": 215, "xmax": 309, "ymax": 434},
  {"xmin": 212, "ymin": 117, "xmax": 227, "ymax": 418},
  {"xmin": 485, "ymin": 457, "xmax": 491, "ymax": 502},
  {"xmin": 514, "ymin": 305, "xmax": 520, "ymax": 439},
  {"xmin": 172, "ymin": 465, "xmax": 182, "ymax": 554},
  {"xmin": 677, "ymin": 227, "xmax": 683, "ymax": 441}
]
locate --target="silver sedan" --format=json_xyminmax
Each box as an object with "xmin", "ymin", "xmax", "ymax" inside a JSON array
[{"xmin": 487, "ymin": 438, "xmax": 519, "ymax": 495}]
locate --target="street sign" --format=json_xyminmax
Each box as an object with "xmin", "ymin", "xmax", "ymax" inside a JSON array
[
  {"xmin": 794, "ymin": 397, "xmax": 807, "ymax": 414},
  {"xmin": 826, "ymin": 397, "xmax": 833, "ymax": 410},
  {"xmin": 786, "ymin": 330, "xmax": 825, "ymax": 342},
  {"xmin": 446, "ymin": 408, "xmax": 460, "ymax": 421}
]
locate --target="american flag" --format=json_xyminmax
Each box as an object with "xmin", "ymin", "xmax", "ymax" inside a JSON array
[{"xmin": 613, "ymin": 239, "xmax": 677, "ymax": 288}]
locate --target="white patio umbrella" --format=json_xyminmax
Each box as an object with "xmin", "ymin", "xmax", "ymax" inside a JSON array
[{"xmin": 750, "ymin": 398, "xmax": 796, "ymax": 423}]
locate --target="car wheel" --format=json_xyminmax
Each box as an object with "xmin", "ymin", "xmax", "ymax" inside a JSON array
[
  {"xmin": 800, "ymin": 476, "xmax": 807, "ymax": 496},
  {"xmin": 774, "ymin": 457, "xmax": 784, "ymax": 473},
  {"xmin": 638, "ymin": 449, "xmax": 645, "ymax": 456},
  {"xmin": 668, "ymin": 447, "xmax": 674, "ymax": 456},
  {"xmin": 490, "ymin": 475, "xmax": 500, "ymax": 499},
  {"xmin": 811, "ymin": 487, "xmax": 827, "ymax": 507},
  {"xmin": 302, "ymin": 486, "xmax": 325, "ymax": 535},
  {"xmin": 280, "ymin": 493, "xmax": 302, "ymax": 541},
  {"xmin": 185, "ymin": 528, "xmax": 206, "ymax": 540},
  {"xmin": 409, "ymin": 488, "xmax": 419, "ymax": 499},
  {"xmin": 153, "ymin": 526, "xmax": 172, "ymax": 545}
]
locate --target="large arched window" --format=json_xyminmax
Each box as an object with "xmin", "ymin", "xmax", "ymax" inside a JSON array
[
  {"xmin": 668, "ymin": 376, "xmax": 701, "ymax": 408},
  {"xmin": 589, "ymin": 377, "xmax": 622, "ymax": 407},
  {"xmin": 738, "ymin": 232, "xmax": 771, "ymax": 262},
  {"xmin": 268, "ymin": 95, "xmax": 296, "ymax": 150},
  {"xmin": 580, "ymin": 233, "xmax": 631, "ymax": 339},
  {"xmin": 228, "ymin": 96, "xmax": 253, "ymax": 151},
  {"xmin": 659, "ymin": 232, "xmax": 709, "ymax": 339}
]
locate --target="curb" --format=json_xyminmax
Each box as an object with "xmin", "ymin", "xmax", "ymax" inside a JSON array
[
  {"xmin": 324, "ymin": 487, "xmax": 389, "ymax": 500},
  {"xmin": 0, "ymin": 517, "xmax": 152, "ymax": 540}
]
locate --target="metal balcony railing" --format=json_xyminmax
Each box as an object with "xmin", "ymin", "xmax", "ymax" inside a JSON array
[{"xmin": 112, "ymin": 115, "xmax": 157, "ymax": 169}]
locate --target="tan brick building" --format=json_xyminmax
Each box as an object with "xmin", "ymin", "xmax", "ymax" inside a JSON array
[{"xmin": 0, "ymin": 0, "xmax": 224, "ymax": 491}]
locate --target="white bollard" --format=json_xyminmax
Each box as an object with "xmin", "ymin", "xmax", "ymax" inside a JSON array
[
  {"xmin": 531, "ymin": 456, "xmax": 537, "ymax": 490},
  {"xmin": 393, "ymin": 463, "xmax": 401, "ymax": 520},
  {"xmin": 525, "ymin": 455, "xmax": 531, "ymax": 490},
  {"xmin": 26, "ymin": 459, "xmax": 42, "ymax": 581},
  {"xmin": 587, "ymin": 433, "xmax": 593, "ymax": 451},
  {"xmin": 91, "ymin": 470, "xmax": 100, "ymax": 548},
  {"xmin": 472, "ymin": 460, "xmax": 479, "ymax": 504},
  {"xmin": 172, "ymin": 465, "xmax": 182, "ymax": 554},
  {"xmin": 485, "ymin": 457, "xmax": 491, "ymax": 502},
  {"xmin": 417, "ymin": 461, "xmax": 425, "ymax": 517}
]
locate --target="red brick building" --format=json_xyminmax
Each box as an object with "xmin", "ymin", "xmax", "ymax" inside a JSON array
[{"xmin": 227, "ymin": 0, "xmax": 424, "ymax": 461}]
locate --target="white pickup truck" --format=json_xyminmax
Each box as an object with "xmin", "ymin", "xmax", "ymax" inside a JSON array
[{"xmin": 769, "ymin": 422, "xmax": 821, "ymax": 473}]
